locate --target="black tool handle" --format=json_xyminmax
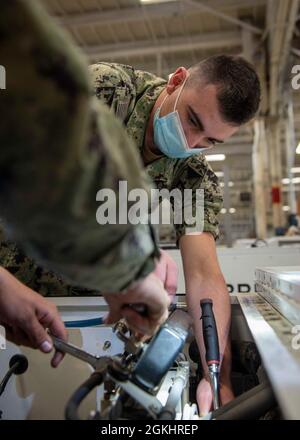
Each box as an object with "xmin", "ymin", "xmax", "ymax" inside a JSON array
[{"xmin": 200, "ymin": 299, "xmax": 220, "ymax": 365}]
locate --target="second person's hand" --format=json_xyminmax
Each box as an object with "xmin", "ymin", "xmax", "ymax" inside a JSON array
[
  {"xmin": 103, "ymin": 272, "xmax": 170, "ymax": 336},
  {"xmin": 0, "ymin": 267, "xmax": 68, "ymax": 368}
]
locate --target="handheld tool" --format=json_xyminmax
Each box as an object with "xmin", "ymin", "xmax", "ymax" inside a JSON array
[
  {"xmin": 51, "ymin": 335, "xmax": 111, "ymax": 371},
  {"xmin": 200, "ymin": 298, "xmax": 220, "ymax": 410}
]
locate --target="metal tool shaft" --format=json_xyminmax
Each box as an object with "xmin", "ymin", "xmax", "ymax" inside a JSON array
[
  {"xmin": 209, "ymin": 364, "xmax": 220, "ymax": 410},
  {"xmin": 51, "ymin": 335, "xmax": 102, "ymax": 370}
]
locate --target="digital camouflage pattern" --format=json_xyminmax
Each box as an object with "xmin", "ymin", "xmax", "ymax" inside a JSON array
[
  {"xmin": 89, "ymin": 62, "xmax": 223, "ymax": 243},
  {"xmin": 0, "ymin": 0, "xmax": 160, "ymax": 294},
  {"xmin": 0, "ymin": 225, "xmax": 97, "ymax": 296}
]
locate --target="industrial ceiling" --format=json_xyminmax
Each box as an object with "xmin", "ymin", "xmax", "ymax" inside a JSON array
[{"xmin": 41, "ymin": 0, "xmax": 300, "ymax": 195}]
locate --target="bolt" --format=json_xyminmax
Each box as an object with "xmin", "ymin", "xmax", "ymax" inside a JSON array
[{"xmin": 103, "ymin": 341, "xmax": 111, "ymax": 351}]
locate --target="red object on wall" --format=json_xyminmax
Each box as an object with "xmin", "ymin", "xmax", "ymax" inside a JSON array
[{"xmin": 272, "ymin": 187, "xmax": 281, "ymax": 204}]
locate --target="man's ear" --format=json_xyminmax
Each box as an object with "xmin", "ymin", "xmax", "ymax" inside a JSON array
[{"xmin": 166, "ymin": 67, "xmax": 188, "ymax": 94}]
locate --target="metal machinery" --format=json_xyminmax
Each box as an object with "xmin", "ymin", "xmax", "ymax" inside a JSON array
[
  {"xmin": 239, "ymin": 266, "xmax": 300, "ymax": 419},
  {"xmin": 1, "ymin": 266, "xmax": 300, "ymax": 420}
]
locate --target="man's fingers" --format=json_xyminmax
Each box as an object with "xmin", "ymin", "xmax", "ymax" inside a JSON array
[
  {"xmin": 104, "ymin": 308, "xmax": 122, "ymax": 325},
  {"xmin": 22, "ymin": 315, "xmax": 53, "ymax": 352},
  {"xmin": 121, "ymin": 308, "xmax": 154, "ymax": 335},
  {"xmin": 103, "ymin": 293, "xmax": 126, "ymax": 324},
  {"xmin": 165, "ymin": 262, "xmax": 178, "ymax": 295},
  {"xmin": 5, "ymin": 327, "xmax": 29, "ymax": 347},
  {"xmin": 103, "ymin": 274, "xmax": 170, "ymax": 333},
  {"xmin": 197, "ymin": 378, "xmax": 213, "ymax": 416},
  {"xmin": 43, "ymin": 311, "xmax": 68, "ymax": 343},
  {"xmin": 37, "ymin": 302, "xmax": 68, "ymax": 366},
  {"xmin": 153, "ymin": 259, "xmax": 167, "ymax": 287},
  {"xmin": 51, "ymin": 351, "xmax": 65, "ymax": 368},
  {"xmin": 122, "ymin": 305, "xmax": 168, "ymax": 336},
  {"xmin": 154, "ymin": 250, "xmax": 178, "ymax": 295}
]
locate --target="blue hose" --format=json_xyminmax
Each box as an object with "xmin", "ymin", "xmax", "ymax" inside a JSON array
[{"xmin": 64, "ymin": 317, "xmax": 104, "ymax": 328}]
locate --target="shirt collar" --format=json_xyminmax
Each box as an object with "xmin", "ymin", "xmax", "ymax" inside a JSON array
[{"xmin": 127, "ymin": 83, "xmax": 166, "ymax": 153}]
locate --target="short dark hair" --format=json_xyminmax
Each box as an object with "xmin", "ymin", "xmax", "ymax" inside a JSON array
[{"xmin": 188, "ymin": 55, "xmax": 261, "ymax": 125}]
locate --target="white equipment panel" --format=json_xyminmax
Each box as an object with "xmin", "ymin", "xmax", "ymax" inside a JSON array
[{"xmin": 166, "ymin": 246, "xmax": 300, "ymax": 295}]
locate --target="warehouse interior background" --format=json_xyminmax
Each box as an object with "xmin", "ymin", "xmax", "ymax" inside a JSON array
[{"xmin": 41, "ymin": 0, "xmax": 300, "ymax": 246}]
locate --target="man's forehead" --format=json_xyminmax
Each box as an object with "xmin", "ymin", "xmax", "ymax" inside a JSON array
[
  {"xmin": 186, "ymin": 82, "xmax": 219, "ymax": 103},
  {"xmin": 185, "ymin": 83, "xmax": 221, "ymax": 121},
  {"xmin": 185, "ymin": 84, "xmax": 239, "ymax": 138}
]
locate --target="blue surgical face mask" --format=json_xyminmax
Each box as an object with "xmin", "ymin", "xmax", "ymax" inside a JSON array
[{"xmin": 153, "ymin": 77, "xmax": 212, "ymax": 159}]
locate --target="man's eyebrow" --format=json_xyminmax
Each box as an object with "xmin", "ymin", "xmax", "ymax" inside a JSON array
[{"xmin": 188, "ymin": 105, "xmax": 224, "ymax": 144}]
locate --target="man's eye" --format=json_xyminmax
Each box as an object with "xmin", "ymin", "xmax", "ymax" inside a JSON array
[
  {"xmin": 188, "ymin": 115, "xmax": 198, "ymax": 127},
  {"xmin": 208, "ymin": 139, "xmax": 216, "ymax": 146}
]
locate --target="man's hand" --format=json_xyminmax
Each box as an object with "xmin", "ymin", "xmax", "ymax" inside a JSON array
[
  {"xmin": 0, "ymin": 267, "xmax": 67, "ymax": 368},
  {"xmin": 153, "ymin": 249, "xmax": 178, "ymax": 297},
  {"xmin": 104, "ymin": 272, "xmax": 170, "ymax": 336},
  {"xmin": 196, "ymin": 376, "xmax": 235, "ymax": 416},
  {"xmin": 197, "ymin": 333, "xmax": 234, "ymax": 414}
]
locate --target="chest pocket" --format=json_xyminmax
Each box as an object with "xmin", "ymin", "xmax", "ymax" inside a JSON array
[{"xmin": 146, "ymin": 158, "xmax": 173, "ymax": 191}]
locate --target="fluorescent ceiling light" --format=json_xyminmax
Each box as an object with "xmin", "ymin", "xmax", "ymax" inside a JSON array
[
  {"xmin": 291, "ymin": 167, "xmax": 300, "ymax": 173},
  {"xmin": 206, "ymin": 154, "xmax": 226, "ymax": 162},
  {"xmin": 282, "ymin": 177, "xmax": 300, "ymax": 184},
  {"xmin": 229, "ymin": 208, "xmax": 236, "ymax": 214},
  {"xmin": 297, "ymin": 143, "xmax": 300, "ymax": 154},
  {"xmin": 215, "ymin": 172, "xmax": 224, "ymax": 178},
  {"xmin": 221, "ymin": 208, "xmax": 227, "ymax": 214},
  {"xmin": 140, "ymin": 0, "xmax": 176, "ymax": 4}
]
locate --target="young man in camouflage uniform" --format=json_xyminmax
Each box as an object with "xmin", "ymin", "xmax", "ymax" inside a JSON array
[
  {"xmin": 0, "ymin": 0, "xmax": 170, "ymax": 365},
  {"xmin": 88, "ymin": 58, "xmax": 261, "ymax": 414}
]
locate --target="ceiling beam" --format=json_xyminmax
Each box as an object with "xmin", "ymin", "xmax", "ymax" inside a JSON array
[
  {"xmin": 279, "ymin": 0, "xmax": 299, "ymax": 87},
  {"xmin": 85, "ymin": 31, "xmax": 241, "ymax": 60},
  {"xmin": 56, "ymin": 0, "xmax": 266, "ymax": 28},
  {"xmin": 183, "ymin": 0, "xmax": 263, "ymax": 34},
  {"xmin": 268, "ymin": 0, "xmax": 299, "ymax": 116}
]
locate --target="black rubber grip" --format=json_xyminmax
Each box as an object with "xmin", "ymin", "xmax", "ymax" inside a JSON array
[{"xmin": 200, "ymin": 299, "xmax": 220, "ymax": 364}]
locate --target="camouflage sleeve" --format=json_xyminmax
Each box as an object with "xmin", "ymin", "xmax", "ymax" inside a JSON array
[
  {"xmin": 171, "ymin": 157, "xmax": 223, "ymax": 243},
  {"xmin": 0, "ymin": 224, "xmax": 97, "ymax": 296},
  {"xmin": 88, "ymin": 62, "xmax": 136, "ymax": 122},
  {"xmin": 200, "ymin": 165, "xmax": 223, "ymax": 239},
  {"xmin": 0, "ymin": 0, "xmax": 159, "ymax": 293}
]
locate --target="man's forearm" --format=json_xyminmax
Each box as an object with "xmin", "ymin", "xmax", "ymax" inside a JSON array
[{"xmin": 185, "ymin": 272, "xmax": 231, "ymax": 380}]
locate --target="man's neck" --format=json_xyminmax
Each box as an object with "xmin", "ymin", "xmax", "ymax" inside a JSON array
[{"xmin": 144, "ymin": 88, "xmax": 167, "ymax": 156}]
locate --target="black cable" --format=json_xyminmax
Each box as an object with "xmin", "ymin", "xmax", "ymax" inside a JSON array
[
  {"xmin": 65, "ymin": 372, "xmax": 104, "ymax": 420},
  {"xmin": 0, "ymin": 355, "xmax": 28, "ymax": 397}
]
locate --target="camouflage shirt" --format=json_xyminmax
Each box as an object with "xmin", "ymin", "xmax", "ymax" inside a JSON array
[
  {"xmin": 89, "ymin": 62, "xmax": 223, "ymax": 243},
  {"xmin": 0, "ymin": 0, "xmax": 159, "ymax": 294}
]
